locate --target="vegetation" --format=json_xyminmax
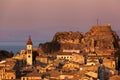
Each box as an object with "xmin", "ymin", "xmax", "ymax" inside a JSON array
[
  {"xmin": 0, "ymin": 50, "xmax": 14, "ymax": 61},
  {"xmin": 32, "ymin": 51, "xmax": 39, "ymax": 64},
  {"xmin": 39, "ymin": 41, "xmax": 61, "ymax": 54},
  {"xmin": 114, "ymin": 49, "xmax": 120, "ymax": 59}
]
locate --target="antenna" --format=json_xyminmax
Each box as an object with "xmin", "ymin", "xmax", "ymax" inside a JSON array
[{"xmin": 96, "ymin": 18, "xmax": 99, "ymax": 26}]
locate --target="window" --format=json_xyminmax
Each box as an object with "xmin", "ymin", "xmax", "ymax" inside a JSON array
[
  {"xmin": 28, "ymin": 50, "xmax": 31, "ymax": 53},
  {"xmin": 64, "ymin": 57, "xmax": 66, "ymax": 59},
  {"xmin": 28, "ymin": 55, "xmax": 31, "ymax": 58},
  {"xmin": 11, "ymin": 77, "xmax": 13, "ymax": 79},
  {"xmin": 22, "ymin": 77, "xmax": 25, "ymax": 80}
]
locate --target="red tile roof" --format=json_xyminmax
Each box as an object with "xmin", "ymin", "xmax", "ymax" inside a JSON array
[{"xmin": 27, "ymin": 36, "xmax": 33, "ymax": 45}]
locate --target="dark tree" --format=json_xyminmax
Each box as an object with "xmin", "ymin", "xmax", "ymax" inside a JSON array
[
  {"xmin": 41, "ymin": 41, "xmax": 61, "ymax": 54},
  {"xmin": 38, "ymin": 43, "xmax": 43, "ymax": 48},
  {"xmin": 0, "ymin": 50, "xmax": 14, "ymax": 61},
  {"xmin": 99, "ymin": 58, "xmax": 103, "ymax": 64},
  {"xmin": 114, "ymin": 49, "xmax": 120, "ymax": 59},
  {"xmin": 41, "ymin": 42, "xmax": 51, "ymax": 53},
  {"xmin": 84, "ymin": 55, "xmax": 87, "ymax": 64},
  {"xmin": 32, "ymin": 51, "xmax": 39, "ymax": 64},
  {"xmin": 114, "ymin": 49, "xmax": 120, "ymax": 71}
]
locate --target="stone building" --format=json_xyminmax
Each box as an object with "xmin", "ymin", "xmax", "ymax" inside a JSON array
[
  {"xmin": 63, "ymin": 49, "xmax": 80, "ymax": 53},
  {"xmin": 72, "ymin": 54, "xmax": 84, "ymax": 63},
  {"xmin": 0, "ymin": 68, "xmax": 16, "ymax": 80},
  {"xmin": 36, "ymin": 65, "xmax": 46, "ymax": 73},
  {"xmin": 36, "ymin": 56, "xmax": 48, "ymax": 64},
  {"xmin": 103, "ymin": 58, "xmax": 116, "ymax": 69},
  {"xmin": 0, "ymin": 69, "xmax": 16, "ymax": 80},
  {"xmin": 57, "ymin": 53, "xmax": 84, "ymax": 63},
  {"xmin": 62, "ymin": 62, "xmax": 80, "ymax": 71},
  {"xmin": 57, "ymin": 53, "xmax": 73, "ymax": 61},
  {"xmin": 21, "ymin": 72, "xmax": 41, "ymax": 80}
]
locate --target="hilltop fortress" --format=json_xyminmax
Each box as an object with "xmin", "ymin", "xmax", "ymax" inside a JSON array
[{"xmin": 52, "ymin": 24, "xmax": 120, "ymax": 55}]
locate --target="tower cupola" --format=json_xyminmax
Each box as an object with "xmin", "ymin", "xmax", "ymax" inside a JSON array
[{"xmin": 27, "ymin": 36, "xmax": 33, "ymax": 45}]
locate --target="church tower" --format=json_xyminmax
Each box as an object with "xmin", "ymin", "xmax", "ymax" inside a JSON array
[{"xmin": 26, "ymin": 36, "xmax": 33, "ymax": 65}]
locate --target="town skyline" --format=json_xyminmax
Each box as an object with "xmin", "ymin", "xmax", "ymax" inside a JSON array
[{"xmin": 0, "ymin": 0, "xmax": 120, "ymax": 41}]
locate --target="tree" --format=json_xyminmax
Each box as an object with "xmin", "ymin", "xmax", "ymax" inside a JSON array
[
  {"xmin": 114, "ymin": 49, "xmax": 120, "ymax": 59},
  {"xmin": 38, "ymin": 43, "xmax": 43, "ymax": 48},
  {"xmin": 41, "ymin": 41, "xmax": 61, "ymax": 54},
  {"xmin": 0, "ymin": 50, "xmax": 14, "ymax": 61},
  {"xmin": 32, "ymin": 51, "xmax": 39, "ymax": 64}
]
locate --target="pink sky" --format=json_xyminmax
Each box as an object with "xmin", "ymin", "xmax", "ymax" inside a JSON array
[{"xmin": 0, "ymin": 0, "xmax": 120, "ymax": 41}]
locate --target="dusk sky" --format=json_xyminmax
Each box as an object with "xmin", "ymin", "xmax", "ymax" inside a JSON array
[{"xmin": 0, "ymin": 0, "xmax": 120, "ymax": 42}]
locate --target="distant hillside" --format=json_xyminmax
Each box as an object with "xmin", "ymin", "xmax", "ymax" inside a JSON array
[{"xmin": 0, "ymin": 50, "xmax": 13, "ymax": 61}]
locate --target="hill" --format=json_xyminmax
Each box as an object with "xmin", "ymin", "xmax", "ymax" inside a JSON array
[
  {"xmin": 83, "ymin": 24, "xmax": 119, "ymax": 53},
  {"xmin": 52, "ymin": 24, "xmax": 120, "ymax": 54},
  {"xmin": 39, "ymin": 24, "xmax": 120, "ymax": 55}
]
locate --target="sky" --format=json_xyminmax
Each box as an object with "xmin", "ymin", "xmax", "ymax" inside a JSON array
[{"xmin": 0, "ymin": 0, "xmax": 120, "ymax": 42}]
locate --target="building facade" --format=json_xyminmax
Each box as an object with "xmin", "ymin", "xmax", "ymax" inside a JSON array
[{"xmin": 26, "ymin": 36, "xmax": 33, "ymax": 65}]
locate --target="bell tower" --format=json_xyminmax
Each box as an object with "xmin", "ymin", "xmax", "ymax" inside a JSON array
[{"xmin": 26, "ymin": 36, "xmax": 33, "ymax": 65}]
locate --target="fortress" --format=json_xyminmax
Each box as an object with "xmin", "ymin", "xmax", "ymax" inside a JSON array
[{"xmin": 52, "ymin": 24, "xmax": 120, "ymax": 55}]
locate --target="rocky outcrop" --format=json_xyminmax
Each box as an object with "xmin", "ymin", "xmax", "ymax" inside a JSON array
[
  {"xmin": 53, "ymin": 31, "xmax": 84, "ymax": 44},
  {"xmin": 52, "ymin": 31, "xmax": 84, "ymax": 51},
  {"xmin": 52, "ymin": 24, "xmax": 120, "ymax": 54},
  {"xmin": 83, "ymin": 24, "xmax": 119, "ymax": 53}
]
